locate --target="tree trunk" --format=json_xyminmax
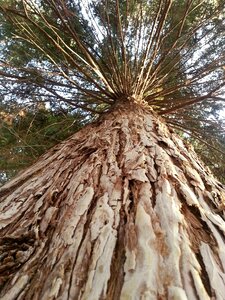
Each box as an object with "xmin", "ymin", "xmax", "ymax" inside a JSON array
[{"xmin": 0, "ymin": 102, "xmax": 225, "ymax": 300}]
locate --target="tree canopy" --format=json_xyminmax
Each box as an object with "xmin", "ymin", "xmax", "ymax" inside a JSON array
[{"xmin": 0, "ymin": 0, "xmax": 225, "ymax": 182}]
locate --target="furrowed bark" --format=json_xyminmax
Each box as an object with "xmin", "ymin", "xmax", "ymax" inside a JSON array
[{"xmin": 0, "ymin": 102, "xmax": 225, "ymax": 299}]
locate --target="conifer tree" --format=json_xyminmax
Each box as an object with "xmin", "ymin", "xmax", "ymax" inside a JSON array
[{"xmin": 0, "ymin": 1, "xmax": 225, "ymax": 299}]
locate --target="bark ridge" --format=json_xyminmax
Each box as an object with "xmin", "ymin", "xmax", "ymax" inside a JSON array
[{"xmin": 0, "ymin": 104, "xmax": 225, "ymax": 299}]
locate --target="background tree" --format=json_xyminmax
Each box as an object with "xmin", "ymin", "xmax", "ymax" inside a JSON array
[
  {"xmin": 0, "ymin": 1, "xmax": 225, "ymax": 299},
  {"xmin": 0, "ymin": 102, "xmax": 86, "ymax": 185}
]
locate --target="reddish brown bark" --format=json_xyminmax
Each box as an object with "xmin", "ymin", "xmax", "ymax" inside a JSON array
[{"xmin": 0, "ymin": 102, "xmax": 225, "ymax": 299}]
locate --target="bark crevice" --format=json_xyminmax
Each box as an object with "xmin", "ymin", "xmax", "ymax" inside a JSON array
[{"xmin": 0, "ymin": 103, "xmax": 225, "ymax": 299}]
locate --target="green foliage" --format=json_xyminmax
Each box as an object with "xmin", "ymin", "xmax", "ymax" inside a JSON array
[
  {"xmin": 193, "ymin": 140, "xmax": 225, "ymax": 184},
  {"xmin": 0, "ymin": 105, "xmax": 87, "ymax": 185}
]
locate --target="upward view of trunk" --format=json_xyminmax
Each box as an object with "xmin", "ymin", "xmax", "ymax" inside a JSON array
[{"xmin": 0, "ymin": 101, "xmax": 225, "ymax": 300}]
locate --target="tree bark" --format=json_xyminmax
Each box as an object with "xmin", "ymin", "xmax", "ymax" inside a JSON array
[{"xmin": 0, "ymin": 102, "xmax": 225, "ymax": 300}]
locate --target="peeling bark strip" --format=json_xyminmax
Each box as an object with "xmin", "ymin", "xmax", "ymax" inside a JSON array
[{"xmin": 0, "ymin": 102, "xmax": 225, "ymax": 299}]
